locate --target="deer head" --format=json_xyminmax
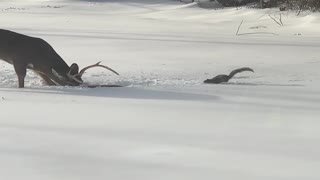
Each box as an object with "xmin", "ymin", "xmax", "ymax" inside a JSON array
[{"xmin": 65, "ymin": 61, "xmax": 119, "ymax": 86}]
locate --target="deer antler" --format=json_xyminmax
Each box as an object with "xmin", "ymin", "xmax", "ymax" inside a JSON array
[{"xmin": 77, "ymin": 61, "xmax": 119, "ymax": 78}]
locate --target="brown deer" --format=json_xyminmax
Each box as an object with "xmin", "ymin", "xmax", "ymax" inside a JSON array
[{"xmin": 0, "ymin": 29, "xmax": 119, "ymax": 88}]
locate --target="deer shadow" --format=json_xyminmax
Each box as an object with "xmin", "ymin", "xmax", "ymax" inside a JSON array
[
  {"xmin": 222, "ymin": 82, "xmax": 305, "ymax": 87},
  {"xmin": 0, "ymin": 86, "xmax": 218, "ymax": 102}
]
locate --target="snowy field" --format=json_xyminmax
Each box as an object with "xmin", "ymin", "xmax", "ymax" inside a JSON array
[{"xmin": 0, "ymin": 0, "xmax": 320, "ymax": 179}]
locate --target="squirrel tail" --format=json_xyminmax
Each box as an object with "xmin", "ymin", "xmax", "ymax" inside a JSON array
[{"xmin": 228, "ymin": 67, "xmax": 254, "ymax": 80}]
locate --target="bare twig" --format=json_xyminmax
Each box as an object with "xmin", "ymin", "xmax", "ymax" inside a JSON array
[
  {"xmin": 237, "ymin": 32, "xmax": 279, "ymax": 36},
  {"xmin": 236, "ymin": 19, "xmax": 278, "ymax": 36},
  {"xmin": 269, "ymin": 15, "xmax": 283, "ymax": 26},
  {"xmin": 236, "ymin": 20, "xmax": 244, "ymax": 36},
  {"xmin": 297, "ymin": 8, "xmax": 302, "ymax": 16}
]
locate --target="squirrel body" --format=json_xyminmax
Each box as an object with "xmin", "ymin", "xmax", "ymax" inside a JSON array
[{"xmin": 204, "ymin": 67, "xmax": 254, "ymax": 84}]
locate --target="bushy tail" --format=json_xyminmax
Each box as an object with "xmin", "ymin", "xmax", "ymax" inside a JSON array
[{"xmin": 228, "ymin": 67, "xmax": 254, "ymax": 79}]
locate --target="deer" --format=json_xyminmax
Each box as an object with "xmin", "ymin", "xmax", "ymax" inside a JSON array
[{"xmin": 0, "ymin": 29, "xmax": 119, "ymax": 88}]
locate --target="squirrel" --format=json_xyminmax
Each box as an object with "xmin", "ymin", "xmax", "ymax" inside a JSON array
[{"xmin": 204, "ymin": 67, "xmax": 254, "ymax": 84}]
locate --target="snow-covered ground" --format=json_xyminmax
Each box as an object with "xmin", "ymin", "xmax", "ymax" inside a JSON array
[{"xmin": 0, "ymin": 0, "xmax": 320, "ymax": 179}]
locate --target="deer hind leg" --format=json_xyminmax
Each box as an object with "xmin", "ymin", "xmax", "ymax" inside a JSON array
[
  {"xmin": 37, "ymin": 73, "xmax": 57, "ymax": 86},
  {"xmin": 13, "ymin": 62, "xmax": 27, "ymax": 88}
]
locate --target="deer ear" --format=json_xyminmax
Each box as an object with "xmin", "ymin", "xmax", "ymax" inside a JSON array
[{"xmin": 69, "ymin": 63, "xmax": 79, "ymax": 75}]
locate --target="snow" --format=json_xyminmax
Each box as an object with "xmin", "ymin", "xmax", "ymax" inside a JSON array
[{"xmin": 0, "ymin": 0, "xmax": 320, "ymax": 179}]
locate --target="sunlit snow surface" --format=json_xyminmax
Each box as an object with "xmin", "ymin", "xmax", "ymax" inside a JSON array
[{"xmin": 0, "ymin": 1, "xmax": 320, "ymax": 179}]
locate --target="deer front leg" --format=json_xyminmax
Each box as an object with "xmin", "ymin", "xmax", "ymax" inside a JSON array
[{"xmin": 13, "ymin": 62, "xmax": 27, "ymax": 88}]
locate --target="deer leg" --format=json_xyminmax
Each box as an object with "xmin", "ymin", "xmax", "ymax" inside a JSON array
[
  {"xmin": 37, "ymin": 73, "xmax": 57, "ymax": 86},
  {"xmin": 13, "ymin": 63, "xmax": 27, "ymax": 88}
]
